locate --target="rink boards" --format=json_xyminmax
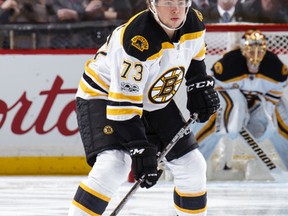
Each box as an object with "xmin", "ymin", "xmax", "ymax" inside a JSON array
[{"xmin": 0, "ymin": 50, "xmax": 287, "ymax": 175}]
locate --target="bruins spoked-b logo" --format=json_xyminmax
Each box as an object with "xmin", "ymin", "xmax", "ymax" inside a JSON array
[
  {"xmin": 103, "ymin": 125, "xmax": 114, "ymax": 135},
  {"xmin": 148, "ymin": 67, "xmax": 184, "ymax": 104}
]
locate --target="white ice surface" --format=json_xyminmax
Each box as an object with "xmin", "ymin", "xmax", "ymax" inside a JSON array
[{"xmin": 0, "ymin": 176, "xmax": 287, "ymax": 216}]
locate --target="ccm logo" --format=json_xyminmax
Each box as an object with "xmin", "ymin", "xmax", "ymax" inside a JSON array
[
  {"xmin": 130, "ymin": 148, "xmax": 145, "ymax": 155},
  {"xmin": 187, "ymin": 80, "xmax": 214, "ymax": 92}
]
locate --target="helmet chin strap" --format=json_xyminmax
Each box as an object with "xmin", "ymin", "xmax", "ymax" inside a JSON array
[{"xmin": 149, "ymin": 3, "xmax": 190, "ymax": 31}]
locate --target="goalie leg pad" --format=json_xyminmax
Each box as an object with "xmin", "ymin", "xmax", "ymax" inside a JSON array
[
  {"xmin": 270, "ymin": 97, "xmax": 288, "ymax": 170},
  {"xmin": 275, "ymin": 96, "xmax": 288, "ymax": 140},
  {"xmin": 269, "ymin": 134, "xmax": 288, "ymax": 170},
  {"xmin": 218, "ymin": 89, "xmax": 249, "ymax": 138},
  {"xmin": 191, "ymin": 113, "xmax": 225, "ymax": 160},
  {"xmin": 192, "ymin": 89, "xmax": 250, "ymax": 160},
  {"xmin": 246, "ymin": 99, "xmax": 277, "ymax": 142},
  {"xmin": 198, "ymin": 133, "xmax": 223, "ymax": 160}
]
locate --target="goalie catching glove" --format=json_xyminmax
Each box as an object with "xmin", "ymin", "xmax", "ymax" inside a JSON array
[
  {"xmin": 186, "ymin": 75, "xmax": 220, "ymax": 122},
  {"xmin": 128, "ymin": 141, "xmax": 162, "ymax": 189}
]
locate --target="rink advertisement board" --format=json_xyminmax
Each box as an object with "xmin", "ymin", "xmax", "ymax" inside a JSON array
[{"xmin": 0, "ymin": 50, "xmax": 95, "ymax": 175}]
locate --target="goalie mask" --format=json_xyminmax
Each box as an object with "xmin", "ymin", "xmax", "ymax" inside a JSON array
[
  {"xmin": 148, "ymin": 0, "xmax": 192, "ymax": 31},
  {"xmin": 240, "ymin": 30, "xmax": 267, "ymax": 73}
]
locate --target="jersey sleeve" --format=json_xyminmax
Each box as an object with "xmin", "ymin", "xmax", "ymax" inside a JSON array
[
  {"xmin": 185, "ymin": 59, "xmax": 207, "ymax": 83},
  {"xmin": 261, "ymin": 53, "xmax": 288, "ymax": 105},
  {"xmin": 264, "ymin": 63, "xmax": 288, "ymax": 105}
]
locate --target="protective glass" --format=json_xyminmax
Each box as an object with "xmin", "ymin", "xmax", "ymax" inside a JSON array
[{"xmin": 155, "ymin": 0, "xmax": 191, "ymax": 7}]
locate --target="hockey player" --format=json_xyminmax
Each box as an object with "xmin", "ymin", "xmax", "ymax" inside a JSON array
[
  {"xmin": 68, "ymin": 0, "xmax": 220, "ymax": 215},
  {"xmin": 192, "ymin": 29, "xmax": 288, "ymax": 170}
]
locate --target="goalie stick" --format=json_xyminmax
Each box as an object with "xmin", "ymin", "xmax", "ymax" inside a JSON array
[
  {"xmin": 110, "ymin": 113, "xmax": 198, "ymax": 216},
  {"xmin": 239, "ymin": 126, "xmax": 288, "ymax": 182}
]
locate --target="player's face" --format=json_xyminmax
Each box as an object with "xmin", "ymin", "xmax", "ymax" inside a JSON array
[{"xmin": 155, "ymin": 0, "xmax": 187, "ymax": 29}]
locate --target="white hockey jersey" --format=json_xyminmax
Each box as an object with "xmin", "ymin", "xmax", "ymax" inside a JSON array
[
  {"xmin": 76, "ymin": 9, "xmax": 206, "ymax": 121},
  {"xmin": 212, "ymin": 49, "xmax": 288, "ymax": 105}
]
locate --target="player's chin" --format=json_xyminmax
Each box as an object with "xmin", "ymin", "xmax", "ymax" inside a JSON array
[
  {"xmin": 169, "ymin": 20, "xmax": 182, "ymax": 28},
  {"xmin": 167, "ymin": 22, "xmax": 181, "ymax": 29}
]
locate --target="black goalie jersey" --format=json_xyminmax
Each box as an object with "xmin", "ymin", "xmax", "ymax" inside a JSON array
[
  {"xmin": 76, "ymin": 8, "xmax": 206, "ymax": 121},
  {"xmin": 211, "ymin": 49, "xmax": 288, "ymax": 105}
]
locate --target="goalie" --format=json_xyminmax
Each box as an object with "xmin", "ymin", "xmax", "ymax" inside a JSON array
[{"xmin": 192, "ymin": 29, "xmax": 288, "ymax": 171}]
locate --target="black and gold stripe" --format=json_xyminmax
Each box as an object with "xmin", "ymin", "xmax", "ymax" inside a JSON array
[
  {"xmin": 195, "ymin": 113, "xmax": 216, "ymax": 143},
  {"xmin": 219, "ymin": 91, "xmax": 234, "ymax": 132},
  {"xmin": 72, "ymin": 183, "xmax": 111, "ymax": 216},
  {"xmin": 174, "ymin": 187, "xmax": 207, "ymax": 214},
  {"xmin": 83, "ymin": 72, "xmax": 108, "ymax": 94},
  {"xmin": 265, "ymin": 90, "xmax": 282, "ymax": 105},
  {"xmin": 276, "ymin": 109, "xmax": 288, "ymax": 139}
]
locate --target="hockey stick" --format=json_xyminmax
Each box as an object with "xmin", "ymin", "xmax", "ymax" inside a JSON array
[
  {"xmin": 110, "ymin": 113, "xmax": 198, "ymax": 216},
  {"xmin": 239, "ymin": 126, "xmax": 288, "ymax": 182}
]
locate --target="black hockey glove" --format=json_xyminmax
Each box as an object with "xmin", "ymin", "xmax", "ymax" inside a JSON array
[
  {"xmin": 186, "ymin": 75, "xmax": 220, "ymax": 123},
  {"xmin": 128, "ymin": 141, "xmax": 162, "ymax": 189}
]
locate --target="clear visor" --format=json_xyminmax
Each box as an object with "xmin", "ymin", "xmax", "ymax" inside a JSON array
[{"xmin": 155, "ymin": 0, "xmax": 191, "ymax": 7}]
